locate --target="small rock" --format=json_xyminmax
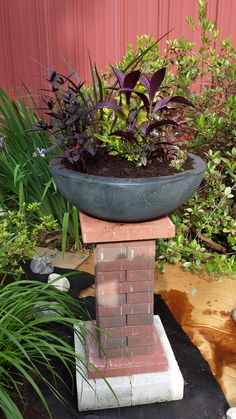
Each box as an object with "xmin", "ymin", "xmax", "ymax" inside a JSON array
[
  {"xmin": 48, "ymin": 273, "xmax": 70, "ymax": 292},
  {"xmin": 226, "ymin": 407, "xmax": 236, "ymax": 419},
  {"xmin": 34, "ymin": 302, "xmax": 60, "ymax": 318},
  {"xmin": 231, "ymin": 309, "xmax": 236, "ymax": 323},
  {"xmin": 30, "ymin": 255, "xmax": 54, "ymax": 275}
]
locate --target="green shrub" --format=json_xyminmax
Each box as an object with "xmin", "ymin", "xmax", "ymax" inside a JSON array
[
  {"xmin": 0, "ymin": 89, "xmax": 80, "ymax": 250},
  {"xmin": 115, "ymin": 0, "xmax": 236, "ymax": 275},
  {"xmin": 156, "ymin": 148, "xmax": 235, "ymax": 276},
  {"xmin": 0, "ymin": 202, "xmax": 57, "ymax": 281}
]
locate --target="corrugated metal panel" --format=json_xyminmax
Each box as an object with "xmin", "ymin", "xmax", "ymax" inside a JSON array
[{"xmin": 0, "ymin": 0, "xmax": 235, "ymax": 95}]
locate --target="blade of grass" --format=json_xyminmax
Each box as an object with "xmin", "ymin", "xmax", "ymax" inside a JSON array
[
  {"xmin": 61, "ymin": 212, "xmax": 69, "ymax": 256},
  {"xmin": 72, "ymin": 206, "xmax": 80, "ymax": 251}
]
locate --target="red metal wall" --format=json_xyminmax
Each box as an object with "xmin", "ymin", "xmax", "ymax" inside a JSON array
[{"xmin": 0, "ymin": 0, "xmax": 235, "ymax": 95}]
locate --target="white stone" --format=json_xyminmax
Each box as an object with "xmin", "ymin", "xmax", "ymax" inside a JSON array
[
  {"xmin": 48, "ymin": 273, "xmax": 70, "ymax": 292},
  {"xmin": 34, "ymin": 302, "xmax": 61, "ymax": 318},
  {"xmin": 231, "ymin": 308, "xmax": 236, "ymax": 323},
  {"xmin": 227, "ymin": 407, "xmax": 236, "ymax": 419},
  {"xmin": 74, "ymin": 315, "xmax": 184, "ymax": 411}
]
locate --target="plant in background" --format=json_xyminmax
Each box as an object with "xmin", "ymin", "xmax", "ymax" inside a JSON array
[
  {"xmin": 0, "ymin": 279, "xmax": 112, "ymax": 419},
  {"xmin": 156, "ymin": 148, "xmax": 236, "ymax": 276},
  {"xmin": 0, "ymin": 89, "xmax": 80, "ymax": 250},
  {"xmin": 115, "ymin": 1, "xmax": 235, "ymax": 153},
  {"xmin": 111, "ymin": 0, "xmax": 235, "ymax": 276},
  {"xmin": 0, "ymin": 202, "xmax": 58, "ymax": 281}
]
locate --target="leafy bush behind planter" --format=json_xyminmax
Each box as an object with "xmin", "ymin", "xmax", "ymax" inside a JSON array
[
  {"xmin": 157, "ymin": 148, "xmax": 236, "ymax": 275},
  {"xmin": 112, "ymin": 0, "xmax": 236, "ymax": 275}
]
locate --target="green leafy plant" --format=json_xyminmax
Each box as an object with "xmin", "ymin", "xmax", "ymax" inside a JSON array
[
  {"xmin": 156, "ymin": 149, "xmax": 236, "ymax": 276},
  {"xmin": 111, "ymin": 0, "xmax": 235, "ymax": 275},
  {"xmin": 114, "ymin": 2, "xmax": 235, "ymax": 153},
  {"xmin": 0, "ymin": 89, "xmax": 81, "ymax": 249},
  {"xmin": 0, "ymin": 279, "xmax": 112, "ymax": 418},
  {"xmin": 0, "ymin": 202, "xmax": 57, "ymax": 281}
]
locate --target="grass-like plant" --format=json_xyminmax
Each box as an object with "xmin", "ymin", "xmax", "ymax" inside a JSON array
[
  {"xmin": 0, "ymin": 279, "xmax": 111, "ymax": 418},
  {"xmin": 0, "ymin": 89, "xmax": 80, "ymax": 250}
]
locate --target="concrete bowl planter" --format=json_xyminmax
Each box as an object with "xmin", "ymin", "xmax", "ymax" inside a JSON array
[{"xmin": 49, "ymin": 153, "xmax": 206, "ymax": 223}]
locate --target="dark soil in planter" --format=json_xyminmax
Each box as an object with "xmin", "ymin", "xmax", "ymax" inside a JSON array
[{"xmin": 63, "ymin": 152, "xmax": 194, "ymax": 178}]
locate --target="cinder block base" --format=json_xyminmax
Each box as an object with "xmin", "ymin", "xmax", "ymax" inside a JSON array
[{"xmin": 75, "ymin": 315, "xmax": 184, "ymax": 411}]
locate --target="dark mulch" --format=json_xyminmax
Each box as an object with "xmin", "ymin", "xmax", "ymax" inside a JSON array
[
  {"xmin": 63, "ymin": 152, "xmax": 193, "ymax": 178},
  {"xmin": 10, "ymin": 267, "xmax": 229, "ymax": 419}
]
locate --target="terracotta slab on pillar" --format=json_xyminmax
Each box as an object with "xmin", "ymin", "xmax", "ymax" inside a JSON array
[{"xmin": 79, "ymin": 212, "xmax": 175, "ymax": 244}]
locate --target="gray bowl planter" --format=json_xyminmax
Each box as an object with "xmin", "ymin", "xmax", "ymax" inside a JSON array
[{"xmin": 49, "ymin": 153, "xmax": 206, "ymax": 222}]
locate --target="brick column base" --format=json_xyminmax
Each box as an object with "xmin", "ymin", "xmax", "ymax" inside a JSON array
[{"xmin": 95, "ymin": 240, "xmax": 155, "ymax": 358}]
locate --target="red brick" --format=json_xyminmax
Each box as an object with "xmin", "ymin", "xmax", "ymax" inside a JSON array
[
  {"xmin": 127, "ymin": 243, "xmax": 156, "ymax": 259},
  {"xmin": 127, "ymin": 303, "xmax": 153, "ymax": 315},
  {"xmin": 102, "ymin": 345, "xmax": 153, "ymax": 358},
  {"xmin": 126, "ymin": 345, "xmax": 153, "ymax": 356},
  {"xmin": 96, "ymin": 258, "xmax": 154, "ymax": 272},
  {"xmin": 96, "ymin": 240, "xmax": 155, "ymax": 248},
  {"xmin": 98, "ymin": 316, "xmax": 126, "ymax": 328},
  {"xmin": 96, "ymin": 282, "xmax": 119, "ymax": 295},
  {"xmin": 95, "ymin": 241, "xmax": 156, "ymax": 262},
  {"xmin": 96, "ymin": 270, "xmax": 125, "ymax": 282},
  {"xmin": 127, "ymin": 313, "xmax": 153, "ymax": 325},
  {"xmin": 97, "ymin": 294, "xmax": 126, "ymax": 306},
  {"xmin": 102, "ymin": 324, "xmax": 153, "ymax": 338},
  {"xmin": 98, "ymin": 302, "xmax": 152, "ymax": 317},
  {"xmin": 101, "ymin": 348, "xmax": 125, "ymax": 358},
  {"xmin": 127, "ymin": 324, "xmax": 153, "ymax": 336},
  {"xmin": 100, "ymin": 336, "xmax": 127, "ymax": 349},
  {"xmin": 127, "ymin": 292, "xmax": 152, "ymax": 304},
  {"xmin": 119, "ymin": 302, "xmax": 152, "ymax": 315},
  {"xmin": 97, "ymin": 280, "xmax": 151, "ymax": 295},
  {"xmin": 120, "ymin": 281, "xmax": 152, "ymax": 293},
  {"xmin": 95, "ymin": 246, "xmax": 127, "ymax": 261},
  {"xmin": 126, "ymin": 269, "xmax": 154, "ymax": 282},
  {"xmin": 128, "ymin": 335, "xmax": 153, "ymax": 347},
  {"xmin": 98, "ymin": 305, "xmax": 123, "ymax": 317}
]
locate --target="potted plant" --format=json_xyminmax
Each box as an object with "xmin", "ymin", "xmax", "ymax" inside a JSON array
[{"xmin": 32, "ymin": 65, "xmax": 205, "ymax": 222}]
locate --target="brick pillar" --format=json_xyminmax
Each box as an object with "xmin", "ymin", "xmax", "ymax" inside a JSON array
[
  {"xmin": 79, "ymin": 212, "xmax": 175, "ymax": 370},
  {"xmin": 95, "ymin": 241, "xmax": 155, "ymax": 358}
]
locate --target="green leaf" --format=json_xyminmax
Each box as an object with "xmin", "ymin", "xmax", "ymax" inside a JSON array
[{"xmin": 61, "ymin": 212, "xmax": 69, "ymax": 256}]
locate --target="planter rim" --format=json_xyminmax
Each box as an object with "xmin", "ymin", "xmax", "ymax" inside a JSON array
[{"xmin": 49, "ymin": 153, "xmax": 205, "ymax": 185}]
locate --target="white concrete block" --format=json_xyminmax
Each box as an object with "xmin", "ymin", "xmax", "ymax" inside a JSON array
[
  {"xmin": 74, "ymin": 315, "xmax": 184, "ymax": 411},
  {"xmin": 131, "ymin": 317, "xmax": 184, "ymax": 405}
]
